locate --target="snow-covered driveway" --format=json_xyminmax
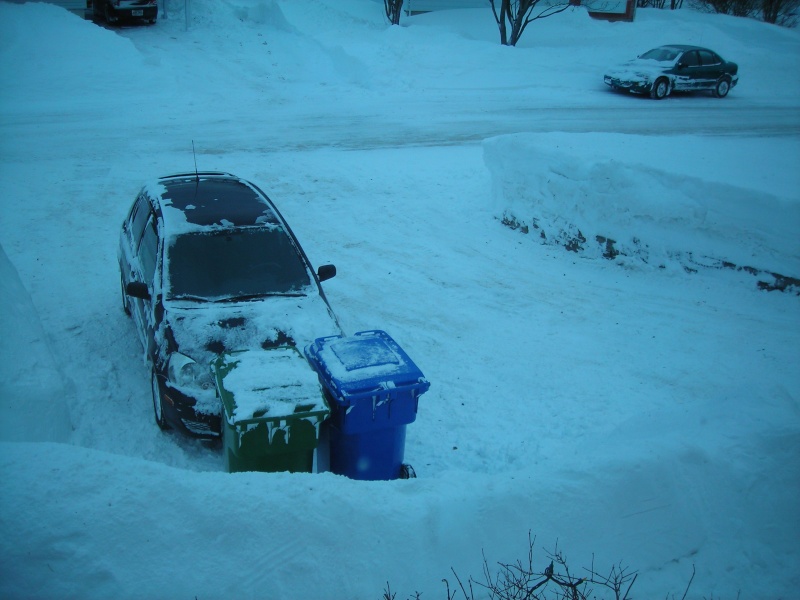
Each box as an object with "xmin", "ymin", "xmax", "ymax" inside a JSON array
[{"xmin": 1, "ymin": 2, "xmax": 798, "ymax": 599}]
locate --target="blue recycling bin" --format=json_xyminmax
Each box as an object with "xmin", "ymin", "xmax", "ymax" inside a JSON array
[{"xmin": 304, "ymin": 330, "xmax": 430, "ymax": 481}]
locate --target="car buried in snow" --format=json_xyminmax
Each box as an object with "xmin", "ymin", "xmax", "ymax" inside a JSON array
[
  {"xmin": 118, "ymin": 172, "xmax": 342, "ymax": 438},
  {"xmin": 604, "ymin": 45, "xmax": 739, "ymax": 100}
]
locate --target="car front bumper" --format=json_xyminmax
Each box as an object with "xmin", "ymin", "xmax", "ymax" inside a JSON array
[
  {"xmin": 158, "ymin": 378, "xmax": 221, "ymax": 438},
  {"xmin": 604, "ymin": 75, "xmax": 651, "ymax": 95},
  {"xmin": 107, "ymin": 5, "xmax": 158, "ymax": 20}
]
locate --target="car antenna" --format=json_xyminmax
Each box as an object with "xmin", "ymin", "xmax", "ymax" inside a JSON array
[
  {"xmin": 192, "ymin": 140, "xmax": 199, "ymax": 182},
  {"xmin": 191, "ymin": 141, "xmax": 200, "ymax": 204}
]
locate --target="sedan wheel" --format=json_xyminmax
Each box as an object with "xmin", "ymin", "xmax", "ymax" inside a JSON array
[
  {"xmin": 715, "ymin": 77, "xmax": 731, "ymax": 98},
  {"xmin": 151, "ymin": 371, "xmax": 170, "ymax": 430},
  {"xmin": 650, "ymin": 78, "xmax": 669, "ymax": 100}
]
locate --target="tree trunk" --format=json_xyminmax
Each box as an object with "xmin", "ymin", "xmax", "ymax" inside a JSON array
[
  {"xmin": 384, "ymin": 0, "xmax": 403, "ymax": 25},
  {"xmin": 493, "ymin": 0, "xmax": 571, "ymax": 47},
  {"xmin": 499, "ymin": 0, "xmax": 510, "ymax": 45}
]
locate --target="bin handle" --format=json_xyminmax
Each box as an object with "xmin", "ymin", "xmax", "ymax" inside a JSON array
[
  {"xmin": 386, "ymin": 380, "xmax": 429, "ymax": 394},
  {"xmin": 354, "ymin": 330, "xmax": 383, "ymax": 337},
  {"xmin": 343, "ymin": 380, "xmax": 429, "ymax": 399}
]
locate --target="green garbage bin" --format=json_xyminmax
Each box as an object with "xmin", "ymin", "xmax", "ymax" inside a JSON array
[{"xmin": 213, "ymin": 346, "xmax": 329, "ymax": 473}]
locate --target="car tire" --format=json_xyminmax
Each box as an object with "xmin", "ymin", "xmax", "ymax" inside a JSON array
[
  {"xmin": 650, "ymin": 78, "xmax": 669, "ymax": 100},
  {"xmin": 120, "ymin": 275, "xmax": 131, "ymax": 316},
  {"xmin": 151, "ymin": 371, "xmax": 170, "ymax": 430},
  {"xmin": 104, "ymin": 2, "xmax": 117, "ymax": 24},
  {"xmin": 714, "ymin": 77, "xmax": 731, "ymax": 98}
]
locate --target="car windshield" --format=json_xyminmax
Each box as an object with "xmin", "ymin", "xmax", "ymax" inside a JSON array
[
  {"xmin": 166, "ymin": 227, "xmax": 312, "ymax": 301},
  {"xmin": 639, "ymin": 47, "xmax": 681, "ymax": 62}
]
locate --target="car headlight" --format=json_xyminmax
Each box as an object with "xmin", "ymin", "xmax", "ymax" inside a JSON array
[{"xmin": 167, "ymin": 353, "xmax": 214, "ymax": 389}]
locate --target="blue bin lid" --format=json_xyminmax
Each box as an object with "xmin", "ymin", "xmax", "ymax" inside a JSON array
[{"xmin": 305, "ymin": 330, "xmax": 430, "ymax": 400}]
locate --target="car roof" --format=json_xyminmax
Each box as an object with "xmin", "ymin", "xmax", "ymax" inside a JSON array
[
  {"xmin": 659, "ymin": 44, "xmax": 712, "ymax": 53},
  {"xmin": 151, "ymin": 172, "xmax": 281, "ymax": 231}
]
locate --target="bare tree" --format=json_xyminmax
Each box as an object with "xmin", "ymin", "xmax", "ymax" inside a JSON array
[
  {"xmin": 384, "ymin": 533, "xmax": 704, "ymax": 599},
  {"xmin": 761, "ymin": 0, "xmax": 799, "ymax": 23},
  {"xmin": 697, "ymin": 0, "xmax": 757, "ymax": 16},
  {"xmin": 698, "ymin": 0, "xmax": 798, "ymax": 24},
  {"xmin": 489, "ymin": 0, "xmax": 572, "ymax": 46},
  {"xmin": 385, "ymin": 0, "xmax": 404, "ymax": 25},
  {"xmin": 638, "ymin": 0, "xmax": 683, "ymax": 8},
  {"xmin": 444, "ymin": 534, "xmax": 640, "ymax": 600}
]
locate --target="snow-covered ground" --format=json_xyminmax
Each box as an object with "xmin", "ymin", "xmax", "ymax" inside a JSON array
[{"xmin": 1, "ymin": 1, "xmax": 798, "ymax": 598}]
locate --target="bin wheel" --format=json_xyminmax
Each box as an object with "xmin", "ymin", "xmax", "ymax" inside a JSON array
[{"xmin": 399, "ymin": 464, "xmax": 416, "ymax": 479}]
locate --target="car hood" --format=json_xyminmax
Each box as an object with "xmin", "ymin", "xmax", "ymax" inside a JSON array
[
  {"xmin": 606, "ymin": 58, "xmax": 670, "ymax": 80},
  {"xmin": 162, "ymin": 293, "xmax": 342, "ymax": 367}
]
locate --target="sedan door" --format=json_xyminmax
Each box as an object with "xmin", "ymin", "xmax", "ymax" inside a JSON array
[
  {"xmin": 672, "ymin": 50, "xmax": 702, "ymax": 91},
  {"xmin": 696, "ymin": 49, "xmax": 726, "ymax": 90}
]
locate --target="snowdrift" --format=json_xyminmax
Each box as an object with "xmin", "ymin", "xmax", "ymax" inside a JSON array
[
  {"xmin": 0, "ymin": 245, "xmax": 72, "ymax": 443},
  {"xmin": 485, "ymin": 133, "xmax": 800, "ymax": 290}
]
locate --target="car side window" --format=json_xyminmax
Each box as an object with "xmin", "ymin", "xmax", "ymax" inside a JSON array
[
  {"xmin": 130, "ymin": 194, "xmax": 151, "ymax": 248},
  {"xmin": 139, "ymin": 218, "xmax": 159, "ymax": 286},
  {"xmin": 699, "ymin": 50, "xmax": 721, "ymax": 66},
  {"xmin": 681, "ymin": 51, "xmax": 700, "ymax": 67}
]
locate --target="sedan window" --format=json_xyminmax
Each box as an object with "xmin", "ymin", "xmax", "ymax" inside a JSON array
[
  {"xmin": 166, "ymin": 228, "xmax": 312, "ymax": 301},
  {"xmin": 699, "ymin": 50, "xmax": 721, "ymax": 66},
  {"xmin": 681, "ymin": 51, "xmax": 701, "ymax": 67}
]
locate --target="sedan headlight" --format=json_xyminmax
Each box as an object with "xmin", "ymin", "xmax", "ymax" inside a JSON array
[{"xmin": 167, "ymin": 353, "xmax": 214, "ymax": 389}]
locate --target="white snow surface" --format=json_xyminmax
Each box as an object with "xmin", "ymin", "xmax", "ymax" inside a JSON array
[{"xmin": 1, "ymin": 1, "xmax": 799, "ymax": 599}]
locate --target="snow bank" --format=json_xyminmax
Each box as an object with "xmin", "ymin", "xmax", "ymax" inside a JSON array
[
  {"xmin": 3, "ymin": 438, "xmax": 797, "ymax": 600},
  {"xmin": 485, "ymin": 132, "xmax": 800, "ymax": 282},
  {"xmin": 0, "ymin": 2, "xmax": 148, "ymax": 109},
  {"xmin": 0, "ymin": 245, "xmax": 72, "ymax": 442}
]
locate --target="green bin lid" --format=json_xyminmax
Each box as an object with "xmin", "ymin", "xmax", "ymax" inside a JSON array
[{"xmin": 214, "ymin": 347, "xmax": 327, "ymax": 424}]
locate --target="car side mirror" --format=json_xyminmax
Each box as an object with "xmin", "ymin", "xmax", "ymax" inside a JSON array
[
  {"xmin": 317, "ymin": 264, "xmax": 336, "ymax": 282},
  {"xmin": 677, "ymin": 62, "xmax": 685, "ymax": 69},
  {"xmin": 126, "ymin": 281, "xmax": 151, "ymax": 300}
]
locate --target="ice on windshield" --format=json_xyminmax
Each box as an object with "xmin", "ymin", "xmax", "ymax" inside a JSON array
[{"xmin": 166, "ymin": 228, "xmax": 312, "ymax": 301}]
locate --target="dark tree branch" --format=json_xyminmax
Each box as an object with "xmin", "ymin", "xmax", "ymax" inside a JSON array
[{"xmin": 489, "ymin": 0, "xmax": 572, "ymax": 46}]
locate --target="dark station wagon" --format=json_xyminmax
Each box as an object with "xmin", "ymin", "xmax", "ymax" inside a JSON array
[{"xmin": 118, "ymin": 172, "xmax": 342, "ymax": 438}]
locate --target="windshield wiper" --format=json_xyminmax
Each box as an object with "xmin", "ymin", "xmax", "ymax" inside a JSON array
[
  {"xmin": 171, "ymin": 294, "xmax": 211, "ymax": 302},
  {"xmin": 221, "ymin": 292, "xmax": 305, "ymax": 302}
]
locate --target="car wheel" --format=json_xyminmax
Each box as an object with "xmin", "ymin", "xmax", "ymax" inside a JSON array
[
  {"xmin": 151, "ymin": 371, "xmax": 170, "ymax": 430},
  {"xmin": 650, "ymin": 78, "xmax": 669, "ymax": 100},
  {"xmin": 120, "ymin": 275, "xmax": 131, "ymax": 316},
  {"xmin": 104, "ymin": 2, "xmax": 117, "ymax": 24},
  {"xmin": 714, "ymin": 77, "xmax": 731, "ymax": 98}
]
